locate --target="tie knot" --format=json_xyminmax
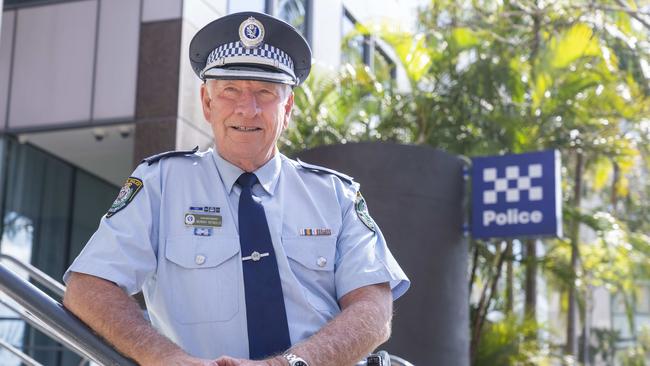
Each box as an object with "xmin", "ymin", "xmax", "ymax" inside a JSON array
[{"xmin": 237, "ymin": 172, "xmax": 259, "ymax": 189}]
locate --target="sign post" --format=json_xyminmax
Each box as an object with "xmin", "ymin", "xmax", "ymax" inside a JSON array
[{"xmin": 471, "ymin": 150, "xmax": 562, "ymax": 239}]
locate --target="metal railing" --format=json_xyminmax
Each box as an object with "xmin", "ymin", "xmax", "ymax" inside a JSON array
[
  {"xmin": 0, "ymin": 262, "xmax": 137, "ymax": 366},
  {"xmin": 0, "ymin": 254, "xmax": 415, "ymax": 366},
  {"xmin": 0, "ymin": 254, "xmax": 66, "ymax": 298},
  {"xmin": 0, "ymin": 337, "xmax": 44, "ymax": 366}
]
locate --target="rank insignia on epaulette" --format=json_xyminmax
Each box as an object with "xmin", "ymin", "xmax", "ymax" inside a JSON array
[
  {"xmin": 106, "ymin": 177, "xmax": 143, "ymax": 218},
  {"xmin": 355, "ymin": 191, "xmax": 376, "ymax": 232}
]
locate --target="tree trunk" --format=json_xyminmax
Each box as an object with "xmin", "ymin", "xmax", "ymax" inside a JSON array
[
  {"xmin": 468, "ymin": 241, "xmax": 480, "ymax": 298},
  {"xmin": 524, "ymin": 239, "xmax": 537, "ymax": 323},
  {"xmin": 611, "ymin": 161, "xmax": 619, "ymax": 212},
  {"xmin": 566, "ymin": 151, "xmax": 584, "ymax": 358},
  {"xmin": 470, "ymin": 241, "xmax": 510, "ymax": 365},
  {"xmin": 506, "ymin": 240, "xmax": 514, "ymax": 315}
]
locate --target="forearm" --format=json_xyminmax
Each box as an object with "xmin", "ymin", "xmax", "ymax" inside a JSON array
[
  {"xmin": 63, "ymin": 272, "xmax": 186, "ymax": 366},
  {"xmin": 284, "ymin": 283, "xmax": 393, "ymax": 366}
]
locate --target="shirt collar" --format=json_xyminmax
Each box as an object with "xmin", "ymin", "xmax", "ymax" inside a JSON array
[{"xmin": 211, "ymin": 149, "xmax": 282, "ymax": 196}]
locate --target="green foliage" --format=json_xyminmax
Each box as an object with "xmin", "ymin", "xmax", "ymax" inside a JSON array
[
  {"xmin": 286, "ymin": 0, "xmax": 650, "ymax": 362},
  {"xmin": 280, "ymin": 63, "xmax": 391, "ymax": 156},
  {"xmin": 619, "ymin": 327, "xmax": 650, "ymax": 366},
  {"xmin": 474, "ymin": 315, "xmax": 556, "ymax": 365}
]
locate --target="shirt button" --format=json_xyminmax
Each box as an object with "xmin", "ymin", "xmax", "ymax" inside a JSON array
[
  {"xmin": 317, "ymin": 256, "xmax": 327, "ymax": 268},
  {"xmin": 195, "ymin": 254, "xmax": 206, "ymax": 265}
]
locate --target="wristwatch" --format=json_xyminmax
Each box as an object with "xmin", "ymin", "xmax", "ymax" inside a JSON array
[{"xmin": 283, "ymin": 353, "xmax": 309, "ymax": 366}]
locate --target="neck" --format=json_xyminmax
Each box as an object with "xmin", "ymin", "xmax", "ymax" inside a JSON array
[{"xmin": 220, "ymin": 148, "xmax": 277, "ymax": 172}]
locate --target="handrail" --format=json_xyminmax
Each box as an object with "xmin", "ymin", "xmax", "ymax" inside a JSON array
[
  {"xmin": 0, "ymin": 263, "xmax": 137, "ymax": 366},
  {"xmin": 0, "ymin": 297, "xmax": 93, "ymax": 364},
  {"xmin": 0, "ymin": 253, "xmax": 66, "ymax": 298},
  {"xmin": 0, "ymin": 337, "xmax": 44, "ymax": 366}
]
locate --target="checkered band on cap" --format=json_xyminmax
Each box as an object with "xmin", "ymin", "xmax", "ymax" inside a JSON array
[{"xmin": 201, "ymin": 41, "xmax": 296, "ymax": 80}]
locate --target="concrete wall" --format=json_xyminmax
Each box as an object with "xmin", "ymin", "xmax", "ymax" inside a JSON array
[
  {"xmin": 0, "ymin": 0, "xmax": 140, "ymax": 131},
  {"xmin": 174, "ymin": 0, "xmax": 228, "ymax": 151},
  {"xmin": 297, "ymin": 142, "xmax": 470, "ymax": 366}
]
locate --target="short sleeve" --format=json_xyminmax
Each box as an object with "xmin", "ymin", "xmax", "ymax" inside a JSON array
[
  {"xmin": 63, "ymin": 163, "xmax": 161, "ymax": 295},
  {"xmin": 334, "ymin": 183, "xmax": 410, "ymax": 301}
]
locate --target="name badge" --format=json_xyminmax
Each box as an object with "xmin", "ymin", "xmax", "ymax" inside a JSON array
[{"xmin": 185, "ymin": 213, "xmax": 222, "ymax": 227}]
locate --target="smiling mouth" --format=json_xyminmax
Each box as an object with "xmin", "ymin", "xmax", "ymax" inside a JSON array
[{"xmin": 232, "ymin": 126, "xmax": 261, "ymax": 132}]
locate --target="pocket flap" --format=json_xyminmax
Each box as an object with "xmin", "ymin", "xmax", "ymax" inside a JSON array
[
  {"xmin": 165, "ymin": 235, "xmax": 240, "ymax": 269},
  {"xmin": 283, "ymin": 237, "xmax": 336, "ymax": 271}
]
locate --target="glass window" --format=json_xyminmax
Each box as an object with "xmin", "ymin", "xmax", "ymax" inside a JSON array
[
  {"xmin": 67, "ymin": 170, "xmax": 117, "ymax": 267},
  {"xmin": 0, "ymin": 137, "xmax": 118, "ymax": 366},
  {"xmin": 277, "ymin": 0, "xmax": 307, "ymax": 37},
  {"xmin": 374, "ymin": 48, "xmax": 397, "ymax": 82},
  {"xmin": 341, "ymin": 10, "xmax": 364, "ymax": 65},
  {"xmin": 341, "ymin": 8, "xmax": 396, "ymax": 81},
  {"xmin": 228, "ymin": 0, "xmax": 266, "ymax": 14}
]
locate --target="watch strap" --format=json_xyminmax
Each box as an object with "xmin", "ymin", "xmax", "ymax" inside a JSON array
[{"xmin": 283, "ymin": 353, "xmax": 309, "ymax": 366}]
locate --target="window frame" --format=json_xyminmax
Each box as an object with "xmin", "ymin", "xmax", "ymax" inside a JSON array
[
  {"xmin": 227, "ymin": 0, "xmax": 312, "ymax": 44},
  {"xmin": 341, "ymin": 7, "xmax": 396, "ymax": 80},
  {"xmin": 3, "ymin": 0, "xmax": 71, "ymax": 10}
]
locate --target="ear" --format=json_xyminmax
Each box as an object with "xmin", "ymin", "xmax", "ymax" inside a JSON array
[
  {"xmin": 200, "ymin": 82, "xmax": 212, "ymax": 122},
  {"xmin": 282, "ymin": 91, "xmax": 294, "ymax": 130}
]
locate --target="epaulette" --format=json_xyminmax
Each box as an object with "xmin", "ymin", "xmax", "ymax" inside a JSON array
[
  {"xmin": 141, "ymin": 146, "xmax": 199, "ymax": 166},
  {"xmin": 296, "ymin": 159, "xmax": 354, "ymax": 185}
]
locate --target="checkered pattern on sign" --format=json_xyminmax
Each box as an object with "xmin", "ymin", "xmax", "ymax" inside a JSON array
[
  {"xmin": 205, "ymin": 41, "xmax": 294, "ymax": 71},
  {"xmin": 482, "ymin": 164, "xmax": 543, "ymax": 204}
]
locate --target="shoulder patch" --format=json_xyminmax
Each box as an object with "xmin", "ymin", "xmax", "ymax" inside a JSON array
[
  {"xmin": 296, "ymin": 159, "xmax": 354, "ymax": 184},
  {"xmin": 355, "ymin": 191, "xmax": 377, "ymax": 232},
  {"xmin": 106, "ymin": 177, "xmax": 143, "ymax": 218},
  {"xmin": 141, "ymin": 146, "xmax": 199, "ymax": 166}
]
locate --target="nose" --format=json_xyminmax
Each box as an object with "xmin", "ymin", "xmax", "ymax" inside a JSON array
[{"xmin": 234, "ymin": 90, "xmax": 261, "ymax": 118}]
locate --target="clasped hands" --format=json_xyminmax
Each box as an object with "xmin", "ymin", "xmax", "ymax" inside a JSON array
[
  {"xmin": 214, "ymin": 355, "xmax": 286, "ymax": 366},
  {"xmin": 169, "ymin": 354, "xmax": 286, "ymax": 366}
]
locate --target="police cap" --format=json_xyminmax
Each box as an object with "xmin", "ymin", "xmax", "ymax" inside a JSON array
[{"xmin": 189, "ymin": 12, "xmax": 312, "ymax": 86}]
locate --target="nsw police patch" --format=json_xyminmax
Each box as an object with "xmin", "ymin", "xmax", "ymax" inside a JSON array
[
  {"xmin": 106, "ymin": 177, "xmax": 143, "ymax": 218},
  {"xmin": 355, "ymin": 191, "xmax": 376, "ymax": 232}
]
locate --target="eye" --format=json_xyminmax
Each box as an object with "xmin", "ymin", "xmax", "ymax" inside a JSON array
[{"xmin": 220, "ymin": 86, "xmax": 240, "ymax": 97}]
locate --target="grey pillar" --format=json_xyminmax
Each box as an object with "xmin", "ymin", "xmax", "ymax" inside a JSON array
[
  {"xmin": 133, "ymin": 19, "xmax": 182, "ymax": 167},
  {"xmin": 297, "ymin": 142, "xmax": 469, "ymax": 366}
]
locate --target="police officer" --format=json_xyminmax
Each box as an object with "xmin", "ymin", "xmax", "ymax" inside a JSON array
[{"xmin": 63, "ymin": 11, "xmax": 409, "ymax": 366}]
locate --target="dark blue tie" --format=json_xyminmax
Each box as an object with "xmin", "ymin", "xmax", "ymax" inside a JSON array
[{"xmin": 237, "ymin": 172, "xmax": 291, "ymax": 359}]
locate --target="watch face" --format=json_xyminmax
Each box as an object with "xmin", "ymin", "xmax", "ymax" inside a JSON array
[{"xmin": 294, "ymin": 362, "xmax": 307, "ymax": 366}]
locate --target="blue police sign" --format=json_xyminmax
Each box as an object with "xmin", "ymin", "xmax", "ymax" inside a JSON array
[{"xmin": 471, "ymin": 150, "xmax": 562, "ymax": 239}]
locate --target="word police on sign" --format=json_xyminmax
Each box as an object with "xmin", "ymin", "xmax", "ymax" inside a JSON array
[{"xmin": 471, "ymin": 150, "xmax": 562, "ymax": 239}]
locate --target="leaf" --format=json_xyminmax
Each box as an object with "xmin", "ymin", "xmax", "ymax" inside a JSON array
[
  {"xmin": 381, "ymin": 32, "xmax": 433, "ymax": 83},
  {"xmin": 532, "ymin": 72, "xmax": 552, "ymax": 109},
  {"xmin": 549, "ymin": 23, "xmax": 601, "ymax": 69},
  {"xmin": 592, "ymin": 156, "xmax": 613, "ymax": 191},
  {"xmin": 451, "ymin": 27, "xmax": 480, "ymax": 48}
]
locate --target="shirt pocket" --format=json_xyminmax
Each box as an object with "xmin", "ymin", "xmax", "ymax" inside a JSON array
[
  {"xmin": 282, "ymin": 236, "xmax": 337, "ymax": 313},
  {"xmin": 164, "ymin": 234, "xmax": 240, "ymax": 323}
]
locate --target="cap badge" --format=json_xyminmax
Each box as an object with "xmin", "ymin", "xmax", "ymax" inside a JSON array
[{"xmin": 239, "ymin": 17, "xmax": 265, "ymax": 48}]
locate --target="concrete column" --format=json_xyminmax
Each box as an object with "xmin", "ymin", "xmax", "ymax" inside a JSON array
[
  {"xmin": 297, "ymin": 142, "xmax": 469, "ymax": 366},
  {"xmin": 132, "ymin": 18, "xmax": 182, "ymax": 167}
]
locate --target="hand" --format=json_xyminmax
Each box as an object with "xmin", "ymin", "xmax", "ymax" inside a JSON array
[{"xmin": 215, "ymin": 355, "xmax": 286, "ymax": 366}]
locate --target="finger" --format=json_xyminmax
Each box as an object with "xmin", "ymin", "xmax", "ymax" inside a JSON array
[{"xmin": 214, "ymin": 356, "xmax": 241, "ymax": 366}]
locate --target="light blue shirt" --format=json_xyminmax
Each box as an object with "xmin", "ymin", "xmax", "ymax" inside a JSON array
[{"xmin": 64, "ymin": 149, "xmax": 409, "ymax": 359}]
